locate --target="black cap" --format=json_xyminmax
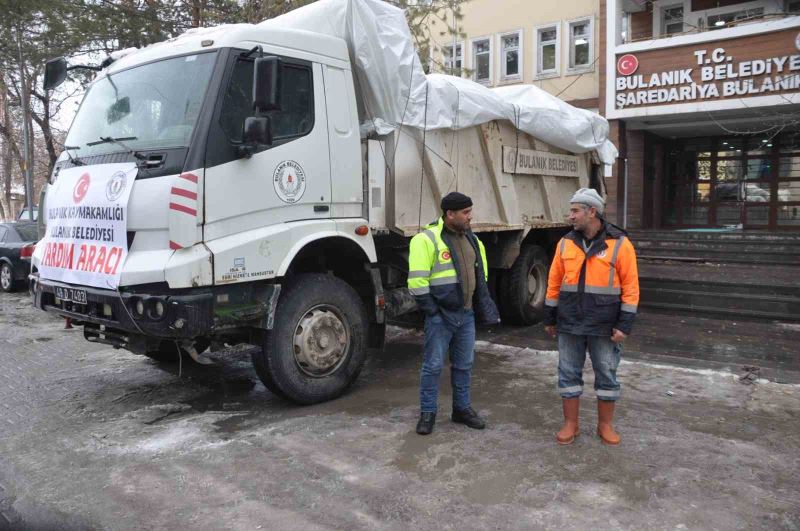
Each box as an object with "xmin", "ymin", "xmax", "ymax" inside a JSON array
[{"xmin": 441, "ymin": 191, "xmax": 473, "ymax": 213}]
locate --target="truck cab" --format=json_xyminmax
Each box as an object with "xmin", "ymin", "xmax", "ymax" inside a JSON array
[{"xmin": 33, "ymin": 25, "xmax": 382, "ymax": 403}]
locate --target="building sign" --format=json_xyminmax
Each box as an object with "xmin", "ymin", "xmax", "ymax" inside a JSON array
[
  {"xmin": 502, "ymin": 146, "xmax": 580, "ymax": 177},
  {"xmin": 615, "ymin": 28, "xmax": 800, "ymax": 110}
]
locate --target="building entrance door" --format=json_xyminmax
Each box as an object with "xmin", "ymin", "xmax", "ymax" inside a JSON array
[{"xmin": 663, "ymin": 134, "xmax": 800, "ymax": 230}]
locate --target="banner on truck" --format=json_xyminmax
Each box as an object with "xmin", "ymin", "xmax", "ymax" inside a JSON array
[
  {"xmin": 38, "ymin": 163, "xmax": 137, "ymax": 289},
  {"xmin": 502, "ymin": 146, "xmax": 581, "ymax": 178}
]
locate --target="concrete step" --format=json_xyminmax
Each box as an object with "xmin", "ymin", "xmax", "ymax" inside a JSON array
[
  {"xmin": 639, "ymin": 275, "xmax": 800, "ymax": 299},
  {"xmin": 641, "ymin": 284, "xmax": 800, "ymax": 322},
  {"xmin": 634, "ymin": 246, "xmax": 800, "ymax": 266},
  {"xmin": 627, "ymin": 230, "xmax": 800, "ymax": 243},
  {"xmin": 628, "ymin": 231, "xmax": 800, "ymax": 266},
  {"xmin": 640, "ymin": 300, "xmax": 799, "ymax": 321},
  {"xmin": 637, "ymin": 260, "xmax": 800, "ymax": 321},
  {"xmin": 634, "ymin": 239, "xmax": 800, "ymax": 253}
]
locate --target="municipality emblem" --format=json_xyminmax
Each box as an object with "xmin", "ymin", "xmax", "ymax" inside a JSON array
[
  {"xmin": 273, "ymin": 160, "xmax": 306, "ymax": 204},
  {"xmin": 106, "ymin": 171, "xmax": 128, "ymax": 201}
]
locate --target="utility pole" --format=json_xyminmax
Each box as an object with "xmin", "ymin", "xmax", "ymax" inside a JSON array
[{"xmin": 17, "ymin": 24, "xmax": 35, "ymax": 222}]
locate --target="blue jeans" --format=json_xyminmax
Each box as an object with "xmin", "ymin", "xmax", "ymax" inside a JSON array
[
  {"xmin": 420, "ymin": 309, "xmax": 475, "ymax": 413},
  {"xmin": 557, "ymin": 332, "xmax": 621, "ymax": 401}
]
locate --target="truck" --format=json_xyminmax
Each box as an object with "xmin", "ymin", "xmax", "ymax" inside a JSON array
[{"xmin": 32, "ymin": 3, "xmax": 612, "ymax": 404}]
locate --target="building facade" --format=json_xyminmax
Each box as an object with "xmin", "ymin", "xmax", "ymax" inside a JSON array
[
  {"xmin": 427, "ymin": 0, "xmax": 600, "ymax": 110},
  {"xmin": 601, "ymin": 0, "xmax": 800, "ymax": 230}
]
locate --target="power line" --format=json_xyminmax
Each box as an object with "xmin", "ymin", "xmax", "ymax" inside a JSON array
[{"xmin": 554, "ymin": 55, "xmax": 599, "ymax": 98}]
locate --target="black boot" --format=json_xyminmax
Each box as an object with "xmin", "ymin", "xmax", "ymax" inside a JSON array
[
  {"xmin": 416, "ymin": 412, "xmax": 436, "ymax": 435},
  {"xmin": 452, "ymin": 406, "xmax": 486, "ymax": 430}
]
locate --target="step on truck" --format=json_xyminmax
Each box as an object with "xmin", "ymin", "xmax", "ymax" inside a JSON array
[{"xmin": 32, "ymin": 10, "xmax": 611, "ymax": 404}]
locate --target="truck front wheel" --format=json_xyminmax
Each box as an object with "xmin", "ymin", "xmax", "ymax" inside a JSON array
[
  {"xmin": 498, "ymin": 244, "xmax": 549, "ymax": 325},
  {"xmin": 253, "ymin": 274, "xmax": 369, "ymax": 404}
]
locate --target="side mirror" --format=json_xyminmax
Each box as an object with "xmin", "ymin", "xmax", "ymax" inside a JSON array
[
  {"xmin": 253, "ymin": 56, "xmax": 281, "ymax": 112},
  {"xmin": 44, "ymin": 57, "xmax": 68, "ymax": 91},
  {"xmin": 239, "ymin": 116, "xmax": 272, "ymax": 158}
]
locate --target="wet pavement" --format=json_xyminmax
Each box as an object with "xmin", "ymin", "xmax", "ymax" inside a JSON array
[
  {"xmin": 479, "ymin": 311, "xmax": 800, "ymax": 384},
  {"xmin": 0, "ymin": 291, "xmax": 799, "ymax": 530}
]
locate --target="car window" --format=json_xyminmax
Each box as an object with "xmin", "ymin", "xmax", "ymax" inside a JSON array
[
  {"xmin": 0, "ymin": 226, "xmax": 7, "ymax": 243},
  {"xmin": 14, "ymin": 224, "xmax": 39, "ymax": 241},
  {"xmin": 17, "ymin": 209, "xmax": 38, "ymax": 221},
  {"xmin": 3, "ymin": 227, "xmax": 19, "ymax": 242}
]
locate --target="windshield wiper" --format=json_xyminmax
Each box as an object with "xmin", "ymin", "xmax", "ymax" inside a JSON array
[
  {"xmin": 86, "ymin": 136, "xmax": 146, "ymax": 160},
  {"xmin": 63, "ymin": 145, "xmax": 85, "ymax": 166}
]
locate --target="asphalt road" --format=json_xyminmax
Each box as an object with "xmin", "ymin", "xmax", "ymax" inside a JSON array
[{"xmin": 0, "ymin": 291, "xmax": 798, "ymax": 530}]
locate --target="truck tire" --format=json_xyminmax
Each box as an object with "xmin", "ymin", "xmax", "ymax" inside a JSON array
[
  {"xmin": 498, "ymin": 244, "xmax": 548, "ymax": 325},
  {"xmin": 145, "ymin": 338, "xmax": 210, "ymax": 363},
  {"xmin": 253, "ymin": 273, "xmax": 369, "ymax": 405},
  {"xmin": 1, "ymin": 263, "xmax": 16, "ymax": 293}
]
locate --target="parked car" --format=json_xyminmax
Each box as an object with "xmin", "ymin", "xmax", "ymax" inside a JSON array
[
  {"xmin": 0, "ymin": 222, "xmax": 38, "ymax": 292},
  {"xmin": 715, "ymin": 182, "xmax": 791, "ymax": 203}
]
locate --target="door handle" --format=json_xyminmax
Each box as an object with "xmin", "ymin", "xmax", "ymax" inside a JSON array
[{"xmin": 314, "ymin": 205, "xmax": 329, "ymax": 213}]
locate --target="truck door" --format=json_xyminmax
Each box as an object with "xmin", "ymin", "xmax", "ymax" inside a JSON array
[
  {"xmin": 203, "ymin": 51, "xmax": 331, "ymax": 241},
  {"xmin": 322, "ymin": 65, "xmax": 362, "ymax": 218}
]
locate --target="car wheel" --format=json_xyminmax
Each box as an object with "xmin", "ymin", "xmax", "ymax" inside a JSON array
[{"xmin": 0, "ymin": 263, "xmax": 16, "ymax": 293}]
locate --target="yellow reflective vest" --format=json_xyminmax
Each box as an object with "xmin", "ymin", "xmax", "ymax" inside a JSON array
[{"xmin": 407, "ymin": 217, "xmax": 499, "ymax": 324}]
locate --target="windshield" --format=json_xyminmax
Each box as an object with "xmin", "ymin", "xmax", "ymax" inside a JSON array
[{"xmin": 65, "ymin": 52, "xmax": 217, "ymax": 157}]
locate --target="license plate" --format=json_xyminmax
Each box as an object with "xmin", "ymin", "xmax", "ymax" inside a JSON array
[{"xmin": 54, "ymin": 286, "xmax": 88, "ymax": 305}]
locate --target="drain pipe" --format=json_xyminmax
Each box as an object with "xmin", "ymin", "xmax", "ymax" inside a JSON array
[{"xmin": 623, "ymin": 157, "xmax": 628, "ymax": 230}]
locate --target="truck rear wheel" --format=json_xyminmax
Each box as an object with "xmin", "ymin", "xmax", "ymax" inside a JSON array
[
  {"xmin": 253, "ymin": 273, "xmax": 369, "ymax": 404},
  {"xmin": 498, "ymin": 244, "xmax": 548, "ymax": 325}
]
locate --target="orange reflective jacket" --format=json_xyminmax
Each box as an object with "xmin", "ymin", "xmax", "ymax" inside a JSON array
[{"xmin": 544, "ymin": 223, "xmax": 639, "ymax": 335}]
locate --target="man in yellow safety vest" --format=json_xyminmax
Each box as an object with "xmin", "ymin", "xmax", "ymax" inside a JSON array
[{"xmin": 407, "ymin": 192, "xmax": 500, "ymax": 435}]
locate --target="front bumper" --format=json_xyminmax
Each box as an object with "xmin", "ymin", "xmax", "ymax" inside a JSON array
[{"xmin": 31, "ymin": 274, "xmax": 214, "ymax": 341}]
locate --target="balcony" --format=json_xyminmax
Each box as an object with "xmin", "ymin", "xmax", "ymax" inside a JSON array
[{"xmin": 618, "ymin": 0, "xmax": 799, "ymax": 44}]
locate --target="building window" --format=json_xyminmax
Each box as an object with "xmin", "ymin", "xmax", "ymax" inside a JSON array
[
  {"xmin": 499, "ymin": 30, "xmax": 522, "ymax": 80},
  {"xmin": 536, "ymin": 25, "xmax": 559, "ymax": 76},
  {"xmin": 471, "ymin": 37, "xmax": 492, "ymax": 84},
  {"xmin": 568, "ymin": 18, "xmax": 592, "ymax": 71},
  {"xmin": 620, "ymin": 13, "xmax": 629, "ymax": 43},
  {"xmin": 708, "ymin": 8, "xmax": 765, "ymax": 29},
  {"xmin": 442, "ymin": 42, "xmax": 463, "ymax": 75},
  {"xmin": 661, "ymin": 5, "xmax": 684, "ymax": 35}
]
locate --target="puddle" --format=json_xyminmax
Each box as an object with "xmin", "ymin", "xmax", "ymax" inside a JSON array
[
  {"xmin": 212, "ymin": 413, "xmax": 258, "ymax": 434},
  {"xmin": 182, "ymin": 376, "xmax": 259, "ymax": 413}
]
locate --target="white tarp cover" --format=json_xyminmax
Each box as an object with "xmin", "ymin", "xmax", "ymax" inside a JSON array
[{"xmin": 261, "ymin": 0, "xmax": 617, "ymax": 164}]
